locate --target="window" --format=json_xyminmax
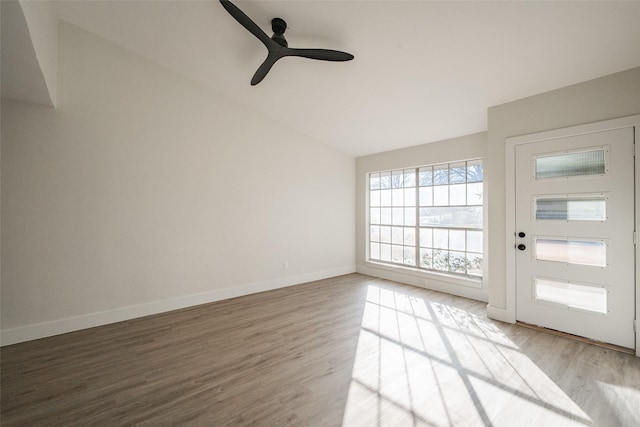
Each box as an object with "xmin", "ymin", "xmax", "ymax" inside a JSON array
[
  {"xmin": 368, "ymin": 160, "xmax": 483, "ymax": 279},
  {"xmin": 534, "ymin": 195, "xmax": 606, "ymax": 221},
  {"xmin": 534, "ymin": 148, "xmax": 606, "ymax": 180},
  {"xmin": 534, "ymin": 277, "xmax": 607, "ymax": 314}
]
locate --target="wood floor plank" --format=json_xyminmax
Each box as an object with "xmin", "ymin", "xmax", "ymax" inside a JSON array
[{"xmin": 1, "ymin": 273, "xmax": 639, "ymax": 426}]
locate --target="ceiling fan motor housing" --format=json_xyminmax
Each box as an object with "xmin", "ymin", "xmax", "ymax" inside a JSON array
[{"xmin": 271, "ymin": 18, "xmax": 288, "ymax": 47}]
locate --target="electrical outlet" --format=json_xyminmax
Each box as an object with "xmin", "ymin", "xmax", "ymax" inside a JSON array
[{"xmin": 282, "ymin": 260, "xmax": 289, "ymax": 270}]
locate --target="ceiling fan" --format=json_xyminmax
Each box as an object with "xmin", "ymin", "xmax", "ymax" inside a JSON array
[{"xmin": 219, "ymin": 0, "xmax": 354, "ymax": 85}]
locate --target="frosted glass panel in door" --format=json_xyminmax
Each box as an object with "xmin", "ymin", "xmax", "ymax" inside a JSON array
[
  {"xmin": 535, "ymin": 149, "xmax": 605, "ymax": 179},
  {"xmin": 535, "ymin": 196, "xmax": 606, "ymax": 221},
  {"xmin": 534, "ymin": 239, "xmax": 606, "ymax": 267},
  {"xmin": 534, "ymin": 277, "xmax": 607, "ymax": 314}
]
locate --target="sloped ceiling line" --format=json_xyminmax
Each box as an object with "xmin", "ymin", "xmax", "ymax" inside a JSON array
[{"xmin": 1, "ymin": 0, "xmax": 58, "ymax": 107}]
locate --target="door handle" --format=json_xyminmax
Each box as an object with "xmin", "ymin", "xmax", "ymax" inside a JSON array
[
  {"xmin": 517, "ymin": 244, "xmax": 526, "ymax": 251},
  {"xmin": 518, "ymin": 232, "xmax": 526, "ymax": 238}
]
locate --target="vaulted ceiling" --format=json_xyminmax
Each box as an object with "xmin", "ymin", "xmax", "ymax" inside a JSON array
[{"xmin": 8, "ymin": 1, "xmax": 640, "ymax": 156}]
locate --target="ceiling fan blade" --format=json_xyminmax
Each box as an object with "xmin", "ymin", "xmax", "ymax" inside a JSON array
[
  {"xmin": 287, "ymin": 48, "xmax": 354, "ymax": 62},
  {"xmin": 219, "ymin": 0, "xmax": 271, "ymax": 47},
  {"xmin": 251, "ymin": 52, "xmax": 283, "ymax": 86},
  {"xmin": 220, "ymin": 0, "xmax": 353, "ymax": 85}
]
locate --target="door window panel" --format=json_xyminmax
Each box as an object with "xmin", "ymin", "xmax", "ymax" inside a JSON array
[
  {"xmin": 535, "ymin": 195, "xmax": 606, "ymax": 221},
  {"xmin": 535, "ymin": 148, "xmax": 606, "ymax": 179},
  {"xmin": 534, "ymin": 277, "xmax": 607, "ymax": 314},
  {"xmin": 534, "ymin": 238, "xmax": 606, "ymax": 267}
]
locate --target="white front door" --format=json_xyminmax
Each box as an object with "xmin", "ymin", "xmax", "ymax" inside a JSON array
[{"xmin": 515, "ymin": 127, "xmax": 635, "ymax": 348}]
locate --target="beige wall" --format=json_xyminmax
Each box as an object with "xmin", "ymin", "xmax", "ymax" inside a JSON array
[
  {"xmin": 4, "ymin": 19, "xmax": 638, "ymax": 345},
  {"xmin": 486, "ymin": 67, "xmax": 640, "ymax": 318},
  {"xmin": 355, "ymin": 132, "xmax": 488, "ymax": 301},
  {"xmin": 1, "ymin": 22, "xmax": 355, "ymax": 343}
]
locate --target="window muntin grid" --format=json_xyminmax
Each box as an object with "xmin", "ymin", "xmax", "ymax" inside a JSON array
[{"xmin": 369, "ymin": 160, "xmax": 483, "ymax": 278}]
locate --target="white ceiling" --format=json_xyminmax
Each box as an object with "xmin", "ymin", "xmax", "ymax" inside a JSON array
[{"xmin": 52, "ymin": 1, "xmax": 640, "ymax": 156}]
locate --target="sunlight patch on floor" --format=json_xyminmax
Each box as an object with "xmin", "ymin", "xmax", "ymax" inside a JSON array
[
  {"xmin": 342, "ymin": 284, "xmax": 593, "ymax": 427},
  {"xmin": 596, "ymin": 382, "xmax": 640, "ymax": 426}
]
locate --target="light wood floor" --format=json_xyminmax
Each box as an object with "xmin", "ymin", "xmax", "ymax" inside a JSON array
[{"xmin": 1, "ymin": 273, "xmax": 639, "ymax": 426}]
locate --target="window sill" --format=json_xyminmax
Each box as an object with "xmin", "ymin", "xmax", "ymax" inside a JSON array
[{"xmin": 364, "ymin": 261, "xmax": 483, "ymax": 289}]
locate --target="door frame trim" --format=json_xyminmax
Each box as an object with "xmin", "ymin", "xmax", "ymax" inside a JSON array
[{"xmin": 504, "ymin": 115, "xmax": 640, "ymax": 356}]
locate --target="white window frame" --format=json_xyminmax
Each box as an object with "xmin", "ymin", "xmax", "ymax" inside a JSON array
[{"xmin": 367, "ymin": 159, "xmax": 484, "ymax": 286}]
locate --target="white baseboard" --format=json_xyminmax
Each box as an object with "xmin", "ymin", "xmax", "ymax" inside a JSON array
[
  {"xmin": 486, "ymin": 304, "xmax": 516, "ymax": 324},
  {"xmin": 357, "ymin": 264, "xmax": 488, "ymax": 302},
  {"xmin": 0, "ymin": 265, "xmax": 356, "ymax": 346}
]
